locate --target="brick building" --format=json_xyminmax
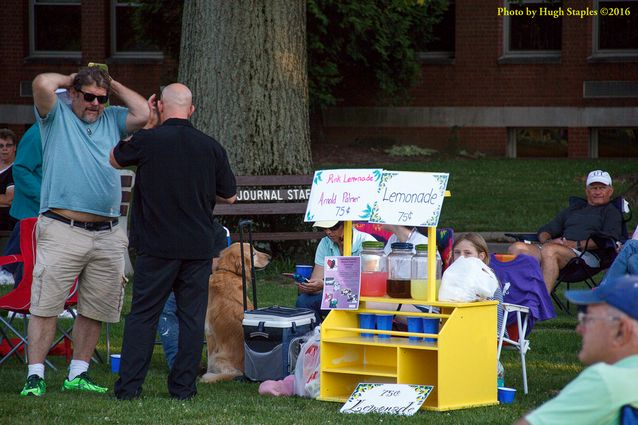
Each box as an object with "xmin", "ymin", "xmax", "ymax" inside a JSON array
[
  {"xmin": 0, "ymin": 0, "xmax": 174, "ymax": 136},
  {"xmin": 1, "ymin": 0, "xmax": 636, "ymax": 157},
  {"xmin": 321, "ymin": 0, "xmax": 638, "ymax": 158}
]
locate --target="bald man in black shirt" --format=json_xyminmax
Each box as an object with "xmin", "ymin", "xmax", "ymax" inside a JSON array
[{"xmin": 110, "ymin": 83, "xmax": 236, "ymax": 400}]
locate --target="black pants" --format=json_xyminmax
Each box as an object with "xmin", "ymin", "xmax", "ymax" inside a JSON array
[{"xmin": 114, "ymin": 254, "xmax": 210, "ymax": 400}]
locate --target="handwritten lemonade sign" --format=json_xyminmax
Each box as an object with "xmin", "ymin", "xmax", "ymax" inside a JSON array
[
  {"xmin": 369, "ymin": 171, "xmax": 449, "ymax": 227},
  {"xmin": 340, "ymin": 383, "xmax": 433, "ymax": 416},
  {"xmin": 304, "ymin": 169, "xmax": 382, "ymax": 222}
]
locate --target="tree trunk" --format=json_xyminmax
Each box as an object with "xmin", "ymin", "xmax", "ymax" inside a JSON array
[{"xmin": 178, "ymin": 0, "xmax": 312, "ymax": 175}]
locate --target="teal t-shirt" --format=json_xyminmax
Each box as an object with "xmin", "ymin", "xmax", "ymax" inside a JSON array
[
  {"xmin": 526, "ymin": 355, "xmax": 638, "ymax": 425},
  {"xmin": 314, "ymin": 228, "xmax": 376, "ymax": 266},
  {"xmin": 10, "ymin": 124, "xmax": 42, "ymax": 219},
  {"xmin": 37, "ymin": 99, "xmax": 128, "ymax": 217}
]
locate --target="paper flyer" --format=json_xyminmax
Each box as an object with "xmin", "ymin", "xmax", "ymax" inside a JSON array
[{"xmin": 320, "ymin": 256, "xmax": 361, "ymax": 310}]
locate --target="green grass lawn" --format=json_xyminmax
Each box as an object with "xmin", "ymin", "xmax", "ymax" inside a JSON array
[
  {"xmin": 1, "ymin": 268, "xmax": 586, "ymax": 425},
  {"xmin": 1, "ymin": 157, "xmax": 634, "ymax": 424},
  {"xmin": 330, "ymin": 158, "xmax": 637, "ymax": 233}
]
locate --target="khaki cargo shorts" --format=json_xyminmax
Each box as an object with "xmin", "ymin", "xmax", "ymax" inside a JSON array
[{"xmin": 30, "ymin": 215, "xmax": 129, "ymax": 323}]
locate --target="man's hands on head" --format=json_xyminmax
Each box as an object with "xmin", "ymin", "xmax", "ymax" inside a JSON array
[
  {"xmin": 143, "ymin": 94, "xmax": 160, "ymax": 130},
  {"xmin": 33, "ymin": 73, "xmax": 76, "ymax": 117},
  {"xmin": 68, "ymin": 73, "xmax": 77, "ymax": 88}
]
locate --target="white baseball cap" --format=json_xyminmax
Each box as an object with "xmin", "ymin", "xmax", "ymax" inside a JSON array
[
  {"xmin": 313, "ymin": 220, "xmax": 340, "ymax": 228},
  {"xmin": 586, "ymin": 170, "xmax": 612, "ymax": 186}
]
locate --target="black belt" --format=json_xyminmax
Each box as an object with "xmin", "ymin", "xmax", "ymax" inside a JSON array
[{"xmin": 43, "ymin": 211, "xmax": 118, "ymax": 231}]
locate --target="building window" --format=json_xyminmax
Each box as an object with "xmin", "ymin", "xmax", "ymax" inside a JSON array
[
  {"xmin": 501, "ymin": 0, "xmax": 562, "ymax": 61},
  {"xmin": 592, "ymin": 0, "xmax": 638, "ymax": 59},
  {"xmin": 419, "ymin": 1, "xmax": 455, "ymax": 61},
  {"xmin": 29, "ymin": 0, "xmax": 81, "ymax": 58},
  {"xmin": 111, "ymin": 1, "xmax": 162, "ymax": 59},
  {"xmin": 509, "ymin": 128, "xmax": 568, "ymax": 157},
  {"xmin": 592, "ymin": 128, "xmax": 638, "ymax": 157}
]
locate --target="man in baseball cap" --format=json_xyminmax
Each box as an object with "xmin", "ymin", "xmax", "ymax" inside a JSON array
[
  {"xmin": 508, "ymin": 169, "xmax": 622, "ymax": 295},
  {"xmin": 586, "ymin": 169, "xmax": 612, "ymax": 187},
  {"xmin": 515, "ymin": 275, "xmax": 638, "ymax": 425}
]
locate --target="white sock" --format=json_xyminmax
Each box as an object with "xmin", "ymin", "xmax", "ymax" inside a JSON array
[
  {"xmin": 28, "ymin": 363, "xmax": 45, "ymax": 379},
  {"xmin": 68, "ymin": 359, "xmax": 89, "ymax": 381}
]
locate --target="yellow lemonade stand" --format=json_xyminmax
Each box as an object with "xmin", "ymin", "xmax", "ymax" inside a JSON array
[{"xmin": 306, "ymin": 170, "xmax": 498, "ymax": 411}]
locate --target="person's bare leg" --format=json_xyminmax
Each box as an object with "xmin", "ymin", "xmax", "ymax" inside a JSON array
[
  {"xmin": 508, "ymin": 242, "xmax": 542, "ymax": 262},
  {"xmin": 71, "ymin": 315, "xmax": 102, "ymax": 362},
  {"xmin": 539, "ymin": 244, "xmax": 577, "ymax": 294},
  {"xmin": 27, "ymin": 316, "xmax": 58, "ymax": 364}
]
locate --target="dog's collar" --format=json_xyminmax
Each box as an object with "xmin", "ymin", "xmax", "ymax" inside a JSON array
[{"xmin": 215, "ymin": 267, "xmax": 241, "ymax": 275}]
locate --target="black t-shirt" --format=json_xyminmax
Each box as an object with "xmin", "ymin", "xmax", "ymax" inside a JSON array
[
  {"xmin": 0, "ymin": 165, "xmax": 16, "ymax": 231},
  {"xmin": 113, "ymin": 118, "xmax": 236, "ymax": 259},
  {"xmin": 538, "ymin": 201, "xmax": 623, "ymax": 242}
]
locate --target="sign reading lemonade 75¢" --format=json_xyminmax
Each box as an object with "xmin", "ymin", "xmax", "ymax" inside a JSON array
[
  {"xmin": 340, "ymin": 383, "xmax": 433, "ymax": 416},
  {"xmin": 369, "ymin": 171, "xmax": 449, "ymax": 227},
  {"xmin": 304, "ymin": 169, "xmax": 382, "ymax": 222}
]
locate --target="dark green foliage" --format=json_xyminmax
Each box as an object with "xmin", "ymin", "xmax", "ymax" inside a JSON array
[
  {"xmin": 131, "ymin": 0, "xmax": 449, "ymax": 108},
  {"xmin": 307, "ymin": 0, "xmax": 448, "ymax": 107}
]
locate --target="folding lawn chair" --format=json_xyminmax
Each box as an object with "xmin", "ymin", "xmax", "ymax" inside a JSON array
[
  {"xmin": 491, "ymin": 253, "xmax": 557, "ymax": 394},
  {"xmin": 352, "ymin": 223, "xmax": 455, "ymax": 270},
  {"xmin": 506, "ymin": 195, "xmax": 631, "ymax": 313},
  {"xmin": 0, "ymin": 218, "xmax": 93, "ymax": 369}
]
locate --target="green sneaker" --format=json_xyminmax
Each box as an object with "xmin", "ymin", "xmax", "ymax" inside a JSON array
[
  {"xmin": 61, "ymin": 372, "xmax": 108, "ymax": 394},
  {"xmin": 20, "ymin": 374, "xmax": 46, "ymax": 396}
]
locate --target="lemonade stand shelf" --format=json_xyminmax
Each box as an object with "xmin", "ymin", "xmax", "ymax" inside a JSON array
[{"xmin": 319, "ymin": 298, "xmax": 498, "ymax": 411}]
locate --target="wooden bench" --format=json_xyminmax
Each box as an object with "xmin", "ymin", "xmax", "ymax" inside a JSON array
[{"xmin": 213, "ymin": 175, "xmax": 322, "ymax": 242}]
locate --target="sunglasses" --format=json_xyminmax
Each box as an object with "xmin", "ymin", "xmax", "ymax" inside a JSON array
[
  {"xmin": 78, "ymin": 90, "xmax": 109, "ymax": 104},
  {"xmin": 0, "ymin": 143, "xmax": 14, "ymax": 149}
]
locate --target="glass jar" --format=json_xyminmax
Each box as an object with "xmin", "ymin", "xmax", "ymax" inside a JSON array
[
  {"xmin": 387, "ymin": 242, "xmax": 413, "ymax": 298},
  {"xmin": 411, "ymin": 244, "xmax": 443, "ymax": 300},
  {"xmin": 360, "ymin": 241, "xmax": 388, "ymax": 297}
]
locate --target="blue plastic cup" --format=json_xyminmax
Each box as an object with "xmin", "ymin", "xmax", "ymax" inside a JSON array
[
  {"xmin": 376, "ymin": 314, "xmax": 393, "ymax": 339},
  {"xmin": 359, "ymin": 313, "xmax": 375, "ymax": 338},
  {"xmin": 422, "ymin": 318, "xmax": 439, "ymax": 343},
  {"xmin": 498, "ymin": 387, "xmax": 516, "ymax": 404},
  {"xmin": 295, "ymin": 265, "xmax": 313, "ymax": 280},
  {"xmin": 407, "ymin": 317, "xmax": 423, "ymax": 342},
  {"xmin": 110, "ymin": 354, "xmax": 121, "ymax": 374}
]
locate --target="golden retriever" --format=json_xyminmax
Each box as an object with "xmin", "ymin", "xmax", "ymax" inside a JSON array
[{"xmin": 201, "ymin": 242, "xmax": 271, "ymax": 383}]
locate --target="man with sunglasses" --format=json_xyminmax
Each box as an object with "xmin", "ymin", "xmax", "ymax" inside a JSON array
[
  {"xmin": 296, "ymin": 220, "xmax": 376, "ymax": 322},
  {"xmin": 515, "ymin": 275, "xmax": 638, "ymax": 425},
  {"xmin": 20, "ymin": 67, "xmax": 148, "ymax": 397}
]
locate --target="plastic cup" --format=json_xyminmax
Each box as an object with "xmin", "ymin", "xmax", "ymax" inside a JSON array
[
  {"xmin": 498, "ymin": 387, "xmax": 516, "ymax": 404},
  {"xmin": 376, "ymin": 314, "xmax": 393, "ymax": 339},
  {"xmin": 422, "ymin": 318, "xmax": 439, "ymax": 343},
  {"xmin": 110, "ymin": 354, "xmax": 121, "ymax": 374},
  {"xmin": 407, "ymin": 317, "xmax": 424, "ymax": 342},
  {"xmin": 358, "ymin": 313, "xmax": 375, "ymax": 338},
  {"xmin": 295, "ymin": 265, "xmax": 313, "ymax": 280}
]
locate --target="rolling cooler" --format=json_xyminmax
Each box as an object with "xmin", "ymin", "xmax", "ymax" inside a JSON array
[{"xmin": 238, "ymin": 220, "xmax": 316, "ymax": 382}]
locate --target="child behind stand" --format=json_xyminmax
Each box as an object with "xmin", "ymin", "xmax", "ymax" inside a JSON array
[
  {"xmin": 449, "ymin": 232, "xmax": 505, "ymax": 336},
  {"xmin": 448, "ymin": 232, "xmax": 506, "ymax": 386}
]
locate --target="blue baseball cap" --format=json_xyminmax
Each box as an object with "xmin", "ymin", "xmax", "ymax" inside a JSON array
[{"xmin": 566, "ymin": 275, "xmax": 638, "ymax": 321}]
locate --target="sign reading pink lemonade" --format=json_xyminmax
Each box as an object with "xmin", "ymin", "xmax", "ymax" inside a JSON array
[{"xmin": 304, "ymin": 169, "xmax": 382, "ymax": 222}]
